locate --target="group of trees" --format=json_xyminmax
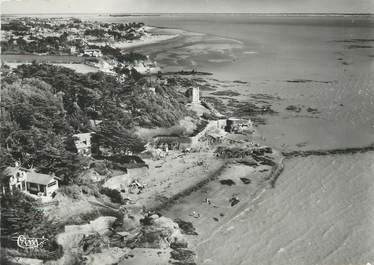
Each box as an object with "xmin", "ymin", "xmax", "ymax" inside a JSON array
[
  {"xmin": 1, "ymin": 18, "xmax": 84, "ymax": 55},
  {"xmin": 84, "ymin": 22, "xmax": 145, "ymax": 41},
  {"xmin": 84, "ymin": 28, "xmax": 106, "ymax": 38},
  {"xmin": 0, "ymin": 62, "xmax": 190, "ymax": 183},
  {"xmin": 2, "ymin": 33, "xmax": 72, "ymax": 55},
  {"xmin": 1, "ymin": 190, "xmax": 63, "ymax": 259},
  {"xmin": 98, "ymin": 45, "xmax": 148, "ymax": 63},
  {"xmin": 0, "ymin": 66, "xmax": 84, "ymax": 184},
  {"xmin": 1, "ymin": 20, "xmax": 29, "ymax": 32},
  {"xmin": 110, "ymin": 22, "xmax": 145, "ymax": 31}
]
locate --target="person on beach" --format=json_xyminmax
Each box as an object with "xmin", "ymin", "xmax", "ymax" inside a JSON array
[
  {"xmin": 190, "ymin": 211, "xmax": 200, "ymax": 218},
  {"xmin": 204, "ymin": 198, "xmax": 218, "ymax": 208}
]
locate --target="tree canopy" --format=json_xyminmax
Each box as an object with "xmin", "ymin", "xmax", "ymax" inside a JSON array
[
  {"xmin": 1, "ymin": 63, "xmax": 191, "ymax": 182},
  {"xmin": 1, "ymin": 190, "xmax": 63, "ymax": 259}
]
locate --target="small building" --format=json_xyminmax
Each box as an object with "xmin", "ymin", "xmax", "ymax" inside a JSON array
[
  {"xmin": 83, "ymin": 49, "xmax": 103, "ymax": 57},
  {"xmin": 185, "ymin": 87, "xmax": 200, "ymax": 104},
  {"xmin": 97, "ymin": 60, "xmax": 112, "ymax": 73},
  {"xmin": 89, "ymin": 119, "xmax": 102, "ymax": 130},
  {"xmin": 73, "ymin": 133, "xmax": 92, "ymax": 157},
  {"xmin": 225, "ymin": 118, "xmax": 254, "ymax": 134},
  {"xmin": 5, "ymin": 166, "xmax": 59, "ymax": 198},
  {"xmin": 133, "ymin": 61, "xmax": 160, "ymax": 75},
  {"xmin": 69, "ymin": 46, "xmax": 77, "ymax": 54},
  {"xmin": 148, "ymin": 87, "xmax": 156, "ymax": 94}
]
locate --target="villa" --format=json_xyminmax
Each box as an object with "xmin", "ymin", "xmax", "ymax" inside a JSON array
[{"xmin": 5, "ymin": 166, "xmax": 59, "ymax": 198}]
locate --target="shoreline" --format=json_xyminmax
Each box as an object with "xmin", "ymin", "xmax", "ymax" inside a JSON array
[
  {"xmin": 144, "ymin": 142, "xmax": 374, "ymax": 218},
  {"xmin": 89, "ymin": 33, "xmax": 181, "ymax": 50},
  {"xmin": 0, "ymin": 27, "xmax": 184, "ymax": 63},
  {"xmin": 154, "ymin": 142, "xmax": 374, "ymax": 264}
]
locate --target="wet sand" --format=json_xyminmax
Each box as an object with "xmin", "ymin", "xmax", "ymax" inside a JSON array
[{"xmin": 164, "ymin": 153, "xmax": 374, "ymax": 265}]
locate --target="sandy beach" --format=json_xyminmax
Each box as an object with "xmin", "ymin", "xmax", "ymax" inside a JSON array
[
  {"xmin": 87, "ymin": 33, "xmax": 180, "ymax": 50},
  {"xmin": 104, "ymin": 150, "xmax": 226, "ymax": 209}
]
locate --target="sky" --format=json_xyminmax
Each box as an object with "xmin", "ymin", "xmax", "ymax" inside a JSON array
[{"xmin": 1, "ymin": 0, "xmax": 373, "ymax": 14}]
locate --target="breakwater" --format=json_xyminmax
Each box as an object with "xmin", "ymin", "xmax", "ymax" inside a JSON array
[{"xmin": 282, "ymin": 144, "xmax": 374, "ymax": 158}]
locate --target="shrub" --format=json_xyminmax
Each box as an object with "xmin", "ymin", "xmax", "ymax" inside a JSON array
[
  {"xmin": 174, "ymin": 219, "xmax": 198, "ymax": 236},
  {"xmin": 99, "ymin": 187, "xmax": 122, "ymax": 204},
  {"xmin": 58, "ymin": 185, "xmax": 82, "ymax": 200},
  {"xmin": 202, "ymin": 112, "xmax": 219, "ymax": 120},
  {"xmin": 0, "ymin": 191, "xmax": 64, "ymax": 260},
  {"xmin": 90, "ymin": 161, "xmax": 110, "ymax": 176},
  {"xmin": 81, "ymin": 184, "xmax": 100, "ymax": 197}
]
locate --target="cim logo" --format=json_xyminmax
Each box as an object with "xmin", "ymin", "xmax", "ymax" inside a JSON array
[{"xmin": 16, "ymin": 235, "xmax": 48, "ymax": 249}]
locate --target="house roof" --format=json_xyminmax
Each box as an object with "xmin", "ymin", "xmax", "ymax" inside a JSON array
[
  {"xmin": 4, "ymin": 167, "xmax": 55, "ymax": 185},
  {"xmin": 73, "ymin": 133, "xmax": 92, "ymax": 139},
  {"xmin": 73, "ymin": 133, "xmax": 92, "ymax": 149},
  {"xmin": 27, "ymin": 172, "xmax": 55, "ymax": 185},
  {"xmin": 153, "ymin": 136, "xmax": 192, "ymax": 144}
]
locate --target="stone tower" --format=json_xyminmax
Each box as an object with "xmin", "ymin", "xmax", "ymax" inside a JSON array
[
  {"xmin": 191, "ymin": 87, "xmax": 200, "ymax": 103},
  {"xmin": 185, "ymin": 87, "xmax": 200, "ymax": 104}
]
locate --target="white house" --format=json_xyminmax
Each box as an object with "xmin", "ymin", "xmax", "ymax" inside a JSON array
[
  {"xmin": 83, "ymin": 49, "xmax": 103, "ymax": 57},
  {"xmin": 98, "ymin": 60, "xmax": 113, "ymax": 73},
  {"xmin": 73, "ymin": 132, "xmax": 92, "ymax": 157},
  {"xmin": 5, "ymin": 166, "xmax": 59, "ymax": 198},
  {"xmin": 69, "ymin": 46, "xmax": 77, "ymax": 54},
  {"xmin": 133, "ymin": 60, "xmax": 161, "ymax": 75}
]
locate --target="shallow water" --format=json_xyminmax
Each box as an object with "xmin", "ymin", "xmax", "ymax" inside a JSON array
[
  {"xmin": 196, "ymin": 153, "xmax": 374, "ymax": 265},
  {"xmin": 127, "ymin": 14, "xmax": 374, "ymax": 150}
]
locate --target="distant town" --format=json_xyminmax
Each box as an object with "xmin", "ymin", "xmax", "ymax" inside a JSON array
[{"xmin": 1, "ymin": 17, "xmax": 162, "ymax": 75}]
